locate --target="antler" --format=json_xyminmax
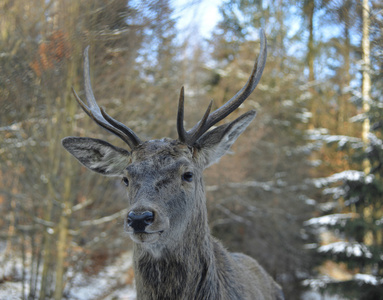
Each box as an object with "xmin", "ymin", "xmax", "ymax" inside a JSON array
[
  {"xmin": 177, "ymin": 29, "xmax": 267, "ymax": 145},
  {"xmin": 73, "ymin": 47, "xmax": 142, "ymax": 149}
]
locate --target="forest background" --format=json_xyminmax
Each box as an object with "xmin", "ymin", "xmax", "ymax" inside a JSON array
[{"xmin": 0, "ymin": 0, "xmax": 382, "ymax": 299}]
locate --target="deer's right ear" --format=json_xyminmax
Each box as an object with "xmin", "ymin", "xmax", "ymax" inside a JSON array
[
  {"xmin": 62, "ymin": 137, "xmax": 131, "ymax": 176},
  {"xmin": 193, "ymin": 110, "xmax": 256, "ymax": 169}
]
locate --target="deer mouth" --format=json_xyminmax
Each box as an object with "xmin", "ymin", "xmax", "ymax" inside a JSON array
[{"xmin": 129, "ymin": 230, "xmax": 164, "ymax": 244}]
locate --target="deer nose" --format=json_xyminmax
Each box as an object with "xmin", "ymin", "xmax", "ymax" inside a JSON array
[{"xmin": 127, "ymin": 211, "xmax": 154, "ymax": 233}]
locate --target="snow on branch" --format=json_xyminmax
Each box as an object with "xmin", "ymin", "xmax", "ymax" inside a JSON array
[
  {"xmin": 367, "ymin": 132, "xmax": 383, "ymax": 150},
  {"xmin": 354, "ymin": 273, "xmax": 383, "ymax": 286},
  {"xmin": 304, "ymin": 213, "xmax": 356, "ymax": 227},
  {"xmin": 318, "ymin": 241, "xmax": 373, "ymax": 259},
  {"xmin": 302, "ymin": 276, "xmax": 335, "ymax": 290},
  {"xmin": 303, "ymin": 273, "xmax": 383, "ymax": 290},
  {"xmin": 306, "ymin": 129, "xmax": 363, "ymax": 149},
  {"xmin": 310, "ymin": 170, "xmax": 374, "ymax": 188}
]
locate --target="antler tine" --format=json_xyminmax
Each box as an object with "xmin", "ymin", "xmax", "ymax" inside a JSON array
[
  {"xmin": 177, "ymin": 86, "xmax": 187, "ymax": 143},
  {"xmin": 177, "ymin": 87, "xmax": 213, "ymax": 144},
  {"xmin": 100, "ymin": 107, "xmax": 142, "ymax": 146},
  {"xmin": 83, "ymin": 46, "xmax": 99, "ymax": 111},
  {"xmin": 72, "ymin": 88, "xmax": 138, "ymax": 148},
  {"xmin": 73, "ymin": 46, "xmax": 142, "ymax": 149},
  {"xmin": 180, "ymin": 29, "xmax": 267, "ymax": 145},
  {"xmin": 186, "ymin": 100, "xmax": 213, "ymax": 144}
]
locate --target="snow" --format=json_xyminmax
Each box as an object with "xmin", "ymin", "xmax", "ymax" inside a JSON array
[
  {"xmin": 311, "ymin": 170, "xmax": 374, "ymax": 188},
  {"xmin": 349, "ymin": 113, "xmax": 367, "ymax": 123},
  {"xmin": 301, "ymin": 290, "xmax": 347, "ymax": 300},
  {"xmin": 322, "ymin": 187, "xmax": 345, "ymax": 199},
  {"xmin": 304, "ymin": 213, "xmax": 354, "ymax": 227},
  {"xmin": 318, "ymin": 241, "xmax": 373, "ymax": 259},
  {"xmin": 302, "ymin": 276, "xmax": 336, "ymax": 289},
  {"xmin": 354, "ymin": 273, "xmax": 383, "ymax": 285},
  {"xmin": 344, "ymin": 196, "xmax": 360, "ymax": 207},
  {"xmin": 0, "ymin": 282, "xmax": 24, "ymax": 300},
  {"xmin": 296, "ymin": 111, "xmax": 312, "ymax": 123},
  {"xmin": 68, "ymin": 251, "xmax": 136, "ymax": 300},
  {"xmin": 306, "ymin": 129, "xmax": 363, "ymax": 149},
  {"xmin": 367, "ymin": 133, "xmax": 383, "ymax": 150},
  {"xmin": 0, "ymin": 250, "xmax": 136, "ymax": 300},
  {"xmin": 318, "ymin": 201, "xmax": 339, "ymax": 212},
  {"xmin": 302, "ymin": 274, "xmax": 383, "ymax": 299}
]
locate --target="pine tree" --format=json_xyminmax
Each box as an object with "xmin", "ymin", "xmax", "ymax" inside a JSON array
[{"xmin": 304, "ymin": 1, "xmax": 383, "ymax": 298}]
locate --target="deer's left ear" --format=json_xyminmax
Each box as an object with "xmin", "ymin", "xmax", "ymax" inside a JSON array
[
  {"xmin": 194, "ymin": 110, "xmax": 256, "ymax": 168},
  {"xmin": 62, "ymin": 137, "xmax": 131, "ymax": 176}
]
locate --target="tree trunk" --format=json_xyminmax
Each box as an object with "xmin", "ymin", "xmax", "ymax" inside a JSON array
[
  {"xmin": 362, "ymin": 0, "xmax": 371, "ymax": 174},
  {"xmin": 53, "ymin": 44, "xmax": 79, "ymax": 300},
  {"xmin": 307, "ymin": 1, "xmax": 315, "ymax": 84},
  {"xmin": 338, "ymin": 16, "xmax": 351, "ymax": 134},
  {"xmin": 305, "ymin": 0, "xmax": 316, "ymax": 129}
]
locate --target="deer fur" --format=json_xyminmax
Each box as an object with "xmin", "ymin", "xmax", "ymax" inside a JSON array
[{"xmin": 62, "ymin": 30, "xmax": 284, "ymax": 299}]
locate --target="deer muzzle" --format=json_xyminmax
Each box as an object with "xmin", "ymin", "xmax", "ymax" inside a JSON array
[{"xmin": 127, "ymin": 210, "xmax": 155, "ymax": 233}]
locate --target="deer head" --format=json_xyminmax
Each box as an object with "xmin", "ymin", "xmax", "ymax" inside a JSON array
[{"xmin": 62, "ymin": 30, "xmax": 267, "ymax": 255}]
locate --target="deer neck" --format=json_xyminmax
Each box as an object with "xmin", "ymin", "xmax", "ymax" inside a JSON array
[{"xmin": 133, "ymin": 191, "xmax": 221, "ymax": 298}]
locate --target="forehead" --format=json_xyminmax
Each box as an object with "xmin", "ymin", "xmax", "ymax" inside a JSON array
[{"xmin": 127, "ymin": 138, "xmax": 193, "ymax": 173}]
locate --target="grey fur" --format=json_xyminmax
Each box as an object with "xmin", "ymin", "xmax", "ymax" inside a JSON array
[
  {"xmin": 62, "ymin": 113, "xmax": 284, "ymax": 299},
  {"xmin": 62, "ymin": 29, "xmax": 283, "ymax": 299}
]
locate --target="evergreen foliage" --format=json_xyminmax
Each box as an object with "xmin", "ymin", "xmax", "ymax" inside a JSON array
[{"xmin": 304, "ymin": 1, "xmax": 383, "ymax": 298}]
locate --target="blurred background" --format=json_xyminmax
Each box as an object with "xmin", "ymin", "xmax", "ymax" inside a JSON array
[{"xmin": 0, "ymin": 0, "xmax": 382, "ymax": 299}]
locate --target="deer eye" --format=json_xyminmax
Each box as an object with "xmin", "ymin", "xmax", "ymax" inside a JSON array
[
  {"xmin": 122, "ymin": 177, "xmax": 129, "ymax": 187},
  {"xmin": 182, "ymin": 172, "xmax": 193, "ymax": 182}
]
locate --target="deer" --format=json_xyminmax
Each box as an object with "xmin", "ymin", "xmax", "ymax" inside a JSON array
[{"xmin": 62, "ymin": 29, "xmax": 284, "ymax": 300}]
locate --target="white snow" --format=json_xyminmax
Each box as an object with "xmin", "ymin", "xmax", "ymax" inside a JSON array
[
  {"xmin": 296, "ymin": 111, "xmax": 312, "ymax": 123},
  {"xmin": 304, "ymin": 213, "xmax": 354, "ymax": 227},
  {"xmin": 354, "ymin": 273, "xmax": 383, "ymax": 285},
  {"xmin": 349, "ymin": 113, "xmax": 366, "ymax": 123},
  {"xmin": 301, "ymin": 289, "xmax": 348, "ymax": 300},
  {"xmin": 0, "ymin": 282, "xmax": 24, "ymax": 300},
  {"xmin": 302, "ymin": 276, "xmax": 336, "ymax": 289},
  {"xmin": 318, "ymin": 241, "xmax": 373, "ymax": 258},
  {"xmin": 311, "ymin": 170, "xmax": 374, "ymax": 188},
  {"xmin": 318, "ymin": 201, "xmax": 339, "ymax": 212},
  {"xmin": 0, "ymin": 250, "xmax": 136, "ymax": 300},
  {"xmin": 306, "ymin": 129, "xmax": 363, "ymax": 149},
  {"xmin": 68, "ymin": 251, "xmax": 136, "ymax": 300},
  {"xmin": 367, "ymin": 133, "xmax": 383, "ymax": 151},
  {"xmin": 302, "ymin": 274, "xmax": 383, "ymax": 299},
  {"xmin": 322, "ymin": 187, "xmax": 345, "ymax": 199}
]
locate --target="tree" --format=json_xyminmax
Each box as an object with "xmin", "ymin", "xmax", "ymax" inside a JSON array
[
  {"xmin": 304, "ymin": 1, "xmax": 383, "ymax": 298},
  {"xmin": 206, "ymin": 1, "xmax": 315, "ymax": 298},
  {"xmin": 0, "ymin": 1, "xmax": 181, "ymax": 299}
]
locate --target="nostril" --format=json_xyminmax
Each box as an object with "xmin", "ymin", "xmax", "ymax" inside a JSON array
[
  {"xmin": 127, "ymin": 212, "xmax": 134, "ymax": 226},
  {"xmin": 143, "ymin": 211, "xmax": 154, "ymax": 225},
  {"xmin": 127, "ymin": 211, "xmax": 155, "ymax": 232}
]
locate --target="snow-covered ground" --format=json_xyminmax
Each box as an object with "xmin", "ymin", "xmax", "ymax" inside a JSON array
[
  {"xmin": 68, "ymin": 251, "xmax": 136, "ymax": 300},
  {"xmin": 0, "ymin": 251, "xmax": 136, "ymax": 300},
  {"xmin": 301, "ymin": 290, "xmax": 348, "ymax": 300},
  {"xmin": 0, "ymin": 282, "xmax": 23, "ymax": 300}
]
